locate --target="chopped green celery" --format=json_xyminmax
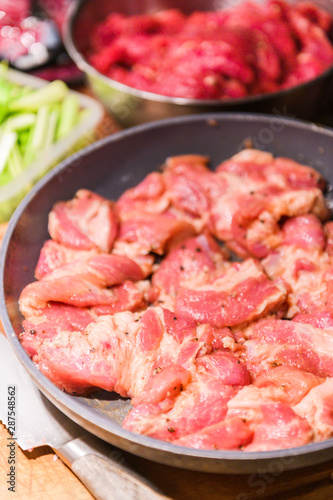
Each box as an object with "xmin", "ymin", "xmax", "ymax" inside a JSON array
[
  {"xmin": 0, "ymin": 109, "xmax": 9, "ymax": 125},
  {"xmin": 56, "ymin": 94, "xmax": 79, "ymax": 139},
  {"xmin": 0, "ymin": 131, "xmax": 17, "ymax": 175},
  {"xmin": 0, "ymin": 167, "xmax": 13, "ymax": 186},
  {"xmin": 44, "ymin": 108, "xmax": 59, "ymax": 149},
  {"xmin": 23, "ymin": 123, "xmax": 36, "ymax": 167},
  {"xmin": 18, "ymin": 86, "xmax": 33, "ymax": 97},
  {"xmin": 8, "ymin": 142, "xmax": 24, "ymax": 178},
  {"xmin": 18, "ymin": 129, "xmax": 30, "ymax": 150},
  {"xmin": 9, "ymin": 84, "xmax": 25, "ymax": 101},
  {"xmin": 9, "ymin": 80, "xmax": 69, "ymax": 112},
  {"xmin": 3, "ymin": 113, "xmax": 36, "ymax": 132},
  {"xmin": 0, "ymin": 82, "xmax": 11, "ymax": 104},
  {"xmin": 0, "ymin": 65, "xmax": 85, "ymax": 202},
  {"xmin": 31, "ymin": 105, "xmax": 50, "ymax": 152}
]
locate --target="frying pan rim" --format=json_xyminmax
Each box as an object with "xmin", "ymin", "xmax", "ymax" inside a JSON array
[{"xmin": 1, "ymin": 111, "xmax": 333, "ymax": 472}]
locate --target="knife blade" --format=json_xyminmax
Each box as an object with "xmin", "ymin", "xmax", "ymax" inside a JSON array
[{"xmin": 0, "ymin": 334, "xmax": 171, "ymax": 500}]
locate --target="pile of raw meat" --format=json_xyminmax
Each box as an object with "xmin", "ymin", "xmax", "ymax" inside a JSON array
[
  {"xmin": 86, "ymin": 0, "xmax": 333, "ymax": 99},
  {"xmin": 19, "ymin": 148, "xmax": 333, "ymax": 452}
]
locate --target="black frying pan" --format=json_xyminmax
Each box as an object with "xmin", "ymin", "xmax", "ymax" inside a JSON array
[{"xmin": 1, "ymin": 113, "xmax": 333, "ymax": 474}]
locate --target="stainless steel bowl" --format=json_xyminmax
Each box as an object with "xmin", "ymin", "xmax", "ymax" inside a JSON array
[{"xmin": 64, "ymin": 0, "xmax": 333, "ymax": 127}]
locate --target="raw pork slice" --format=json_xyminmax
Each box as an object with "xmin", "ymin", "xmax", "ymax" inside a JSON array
[
  {"xmin": 123, "ymin": 371, "xmax": 247, "ymax": 444},
  {"xmin": 152, "ymin": 232, "xmax": 229, "ymax": 309},
  {"xmin": 293, "ymin": 378, "xmax": 333, "ymax": 441},
  {"xmin": 35, "ymin": 240, "xmax": 99, "ymax": 279},
  {"xmin": 262, "ymin": 214, "xmax": 333, "ymax": 317},
  {"xmin": 243, "ymin": 403, "xmax": 313, "ymax": 451},
  {"xmin": 20, "ymin": 253, "xmax": 146, "ymax": 317},
  {"xmin": 175, "ymin": 258, "xmax": 286, "ymax": 328},
  {"xmin": 226, "ymin": 385, "xmax": 314, "ymax": 451},
  {"xmin": 32, "ymin": 307, "xmax": 239, "ymax": 395},
  {"xmin": 213, "ymin": 149, "xmax": 329, "ymax": 258},
  {"xmin": 48, "ymin": 189, "xmax": 118, "ymax": 252},
  {"xmin": 242, "ymin": 318, "xmax": 333, "ymax": 378}
]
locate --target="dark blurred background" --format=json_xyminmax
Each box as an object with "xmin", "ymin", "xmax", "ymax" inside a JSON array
[{"xmin": 0, "ymin": 0, "xmax": 83, "ymax": 83}]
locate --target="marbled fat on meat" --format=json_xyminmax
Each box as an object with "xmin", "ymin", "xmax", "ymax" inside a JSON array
[
  {"xmin": 175, "ymin": 259, "xmax": 287, "ymax": 328},
  {"xmin": 48, "ymin": 189, "xmax": 118, "ymax": 252},
  {"xmin": 19, "ymin": 253, "xmax": 146, "ymax": 317},
  {"xmin": 262, "ymin": 215, "xmax": 333, "ymax": 316},
  {"xmin": 242, "ymin": 319, "xmax": 333, "ymax": 378},
  {"xmin": 18, "ymin": 149, "xmax": 333, "ymax": 451}
]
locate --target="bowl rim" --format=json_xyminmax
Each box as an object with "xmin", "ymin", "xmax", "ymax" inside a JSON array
[{"xmin": 63, "ymin": 0, "xmax": 333, "ymax": 107}]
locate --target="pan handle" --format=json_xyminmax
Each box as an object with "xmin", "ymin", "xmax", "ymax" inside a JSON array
[{"xmin": 56, "ymin": 433, "xmax": 172, "ymax": 500}]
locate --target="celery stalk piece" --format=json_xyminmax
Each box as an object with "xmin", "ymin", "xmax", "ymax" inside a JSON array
[
  {"xmin": 18, "ymin": 129, "xmax": 30, "ymax": 152},
  {"xmin": 4, "ymin": 113, "xmax": 36, "ymax": 132},
  {"xmin": 0, "ymin": 109, "xmax": 9, "ymax": 125},
  {"xmin": 23, "ymin": 123, "xmax": 36, "ymax": 167},
  {"xmin": 8, "ymin": 142, "xmax": 24, "ymax": 178},
  {"xmin": 0, "ymin": 82, "xmax": 11, "ymax": 105},
  {"xmin": 9, "ymin": 85, "xmax": 26, "ymax": 101},
  {"xmin": 8, "ymin": 80, "xmax": 69, "ymax": 112},
  {"xmin": 18, "ymin": 86, "xmax": 33, "ymax": 97},
  {"xmin": 0, "ymin": 131, "xmax": 17, "ymax": 175},
  {"xmin": 31, "ymin": 105, "xmax": 50, "ymax": 153},
  {"xmin": 56, "ymin": 94, "xmax": 80, "ymax": 140},
  {"xmin": 44, "ymin": 108, "xmax": 59, "ymax": 149}
]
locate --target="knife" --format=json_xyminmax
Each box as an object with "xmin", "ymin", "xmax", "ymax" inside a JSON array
[{"xmin": 0, "ymin": 334, "xmax": 171, "ymax": 500}]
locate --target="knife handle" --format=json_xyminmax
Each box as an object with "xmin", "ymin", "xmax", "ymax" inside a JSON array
[{"xmin": 55, "ymin": 434, "xmax": 172, "ymax": 500}]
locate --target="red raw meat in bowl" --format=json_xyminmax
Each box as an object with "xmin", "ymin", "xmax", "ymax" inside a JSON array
[{"xmin": 64, "ymin": 0, "xmax": 333, "ymax": 126}]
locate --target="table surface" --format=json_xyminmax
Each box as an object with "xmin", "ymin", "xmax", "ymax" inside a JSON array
[{"xmin": 1, "ymin": 90, "xmax": 333, "ymax": 500}]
